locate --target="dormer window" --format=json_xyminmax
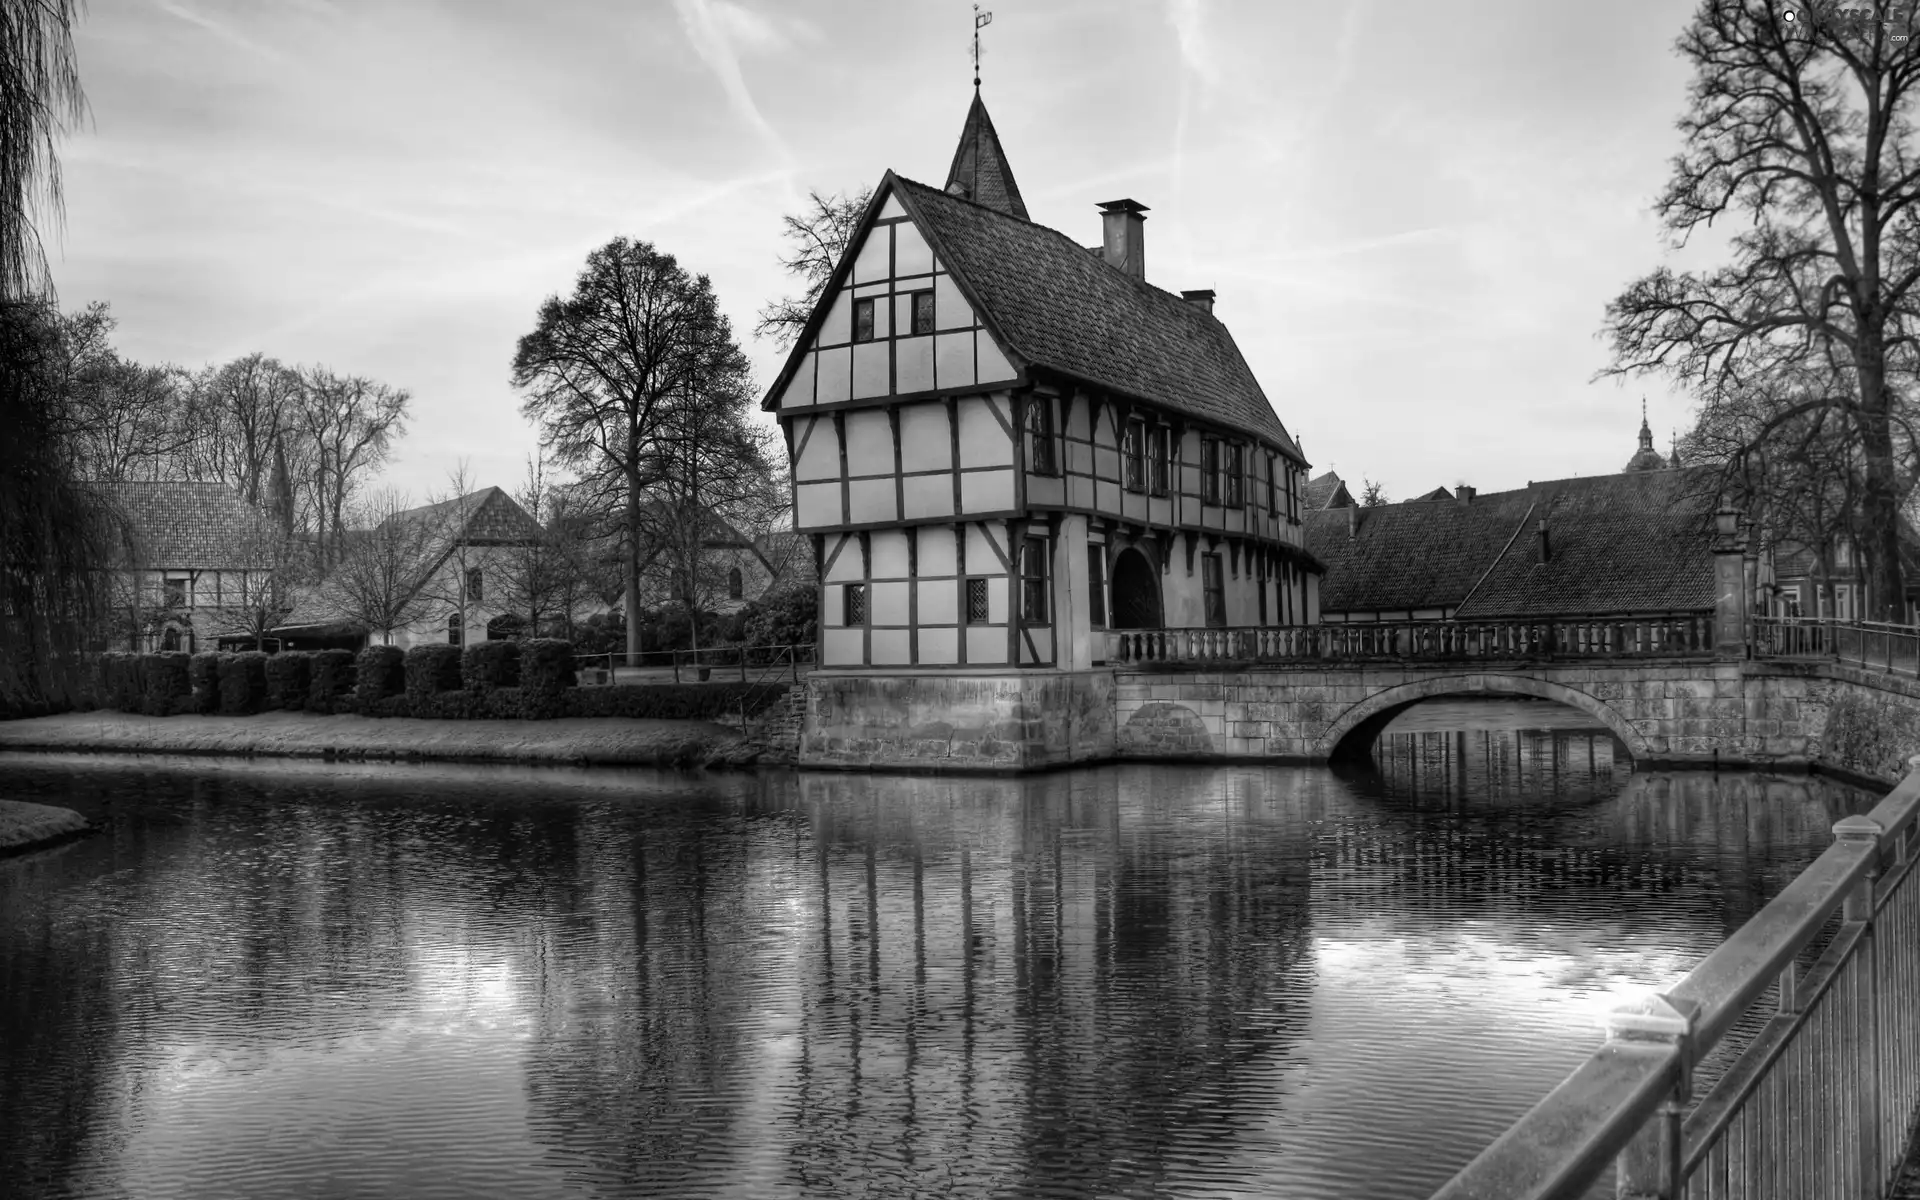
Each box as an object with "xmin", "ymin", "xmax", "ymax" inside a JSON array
[
  {"xmin": 910, "ymin": 291, "xmax": 935, "ymax": 336},
  {"xmin": 853, "ymin": 298, "xmax": 876, "ymax": 343}
]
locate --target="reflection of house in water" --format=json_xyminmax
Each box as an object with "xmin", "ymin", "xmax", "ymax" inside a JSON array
[{"xmin": 518, "ymin": 767, "xmax": 1317, "ymax": 1197}]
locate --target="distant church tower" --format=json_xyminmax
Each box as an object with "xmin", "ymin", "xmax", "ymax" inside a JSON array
[{"xmin": 1623, "ymin": 401, "xmax": 1668, "ymax": 472}]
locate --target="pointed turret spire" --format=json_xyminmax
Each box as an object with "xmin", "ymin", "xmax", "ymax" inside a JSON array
[
  {"xmin": 1623, "ymin": 398, "xmax": 1668, "ymax": 472},
  {"xmin": 944, "ymin": 91, "xmax": 1029, "ymax": 220}
]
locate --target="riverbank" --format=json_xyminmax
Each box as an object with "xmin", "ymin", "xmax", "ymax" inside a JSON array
[
  {"xmin": 0, "ymin": 798, "xmax": 91, "ymax": 856},
  {"xmin": 0, "ymin": 711, "xmax": 786, "ymax": 769}
]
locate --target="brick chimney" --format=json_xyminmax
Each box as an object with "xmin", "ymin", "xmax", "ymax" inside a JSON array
[
  {"xmin": 1535, "ymin": 518, "xmax": 1551, "ymax": 564},
  {"xmin": 1098, "ymin": 199, "xmax": 1148, "ymax": 279},
  {"xmin": 1181, "ymin": 288, "xmax": 1215, "ymax": 315},
  {"xmin": 1456, "ymin": 484, "xmax": 1475, "ymax": 504},
  {"xmin": 1348, "ymin": 504, "xmax": 1359, "ymax": 539}
]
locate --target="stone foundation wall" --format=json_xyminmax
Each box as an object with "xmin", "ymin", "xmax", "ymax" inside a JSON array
[{"xmin": 802, "ymin": 670, "xmax": 1115, "ymax": 772}]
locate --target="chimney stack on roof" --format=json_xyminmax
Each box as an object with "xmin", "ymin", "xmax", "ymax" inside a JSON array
[
  {"xmin": 1535, "ymin": 518, "xmax": 1552, "ymax": 565},
  {"xmin": 1347, "ymin": 504, "xmax": 1359, "ymax": 539},
  {"xmin": 1098, "ymin": 199, "xmax": 1149, "ymax": 280},
  {"xmin": 1181, "ymin": 289, "xmax": 1215, "ymax": 315},
  {"xmin": 1456, "ymin": 484, "xmax": 1475, "ymax": 504}
]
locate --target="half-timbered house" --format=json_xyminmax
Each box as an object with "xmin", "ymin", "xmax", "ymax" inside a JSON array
[{"xmin": 765, "ymin": 91, "xmax": 1321, "ymax": 769}]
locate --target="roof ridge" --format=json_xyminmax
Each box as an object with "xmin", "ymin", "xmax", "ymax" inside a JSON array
[{"xmin": 893, "ymin": 173, "xmax": 1229, "ymax": 326}]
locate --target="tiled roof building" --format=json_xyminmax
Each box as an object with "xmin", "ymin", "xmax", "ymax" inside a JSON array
[
  {"xmin": 102, "ymin": 481, "xmax": 276, "ymax": 570},
  {"xmin": 1305, "ymin": 454, "xmax": 1725, "ymax": 622},
  {"xmin": 765, "ymin": 87, "xmax": 1320, "ymax": 681},
  {"xmin": 1304, "ymin": 471, "xmax": 1354, "ymax": 510},
  {"xmin": 96, "ymin": 481, "xmax": 281, "ymax": 652},
  {"xmin": 764, "ymin": 86, "xmax": 1321, "ymax": 768}
]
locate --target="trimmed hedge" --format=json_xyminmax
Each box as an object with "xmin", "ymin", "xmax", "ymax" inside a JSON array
[
  {"xmin": 405, "ymin": 644, "xmax": 463, "ymax": 704},
  {"xmin": 264, "ymin": 651, "xmax": 312, "ymax": 711},
  {"xmin": 308, "ymin": 650, "xmax": 356, "ymax": 714},
  {"xmin": 189, "ymin": 652, "xmax": 221, "ymax": 714},
  {"xmin": 521, "ymin": 638, "xmax": 576, "ymax": 692},
  {"xmin": 565, "ymin": 682, "xmax": 788, "ymax": 721},
  {"xmin": 218, "ymin": 652, "xmax": 269, "ymax": 715},
  {"xmin": 355, "ymin": 645, "xmax": 405, "ymax": 708},
  {"xmin": 144, "ymin": 652, "xmax": 192, "ymax": 716},
  {"xmin": 461, "ymin": 640, "xmax": 520, "ymax": 691},
  {"xmin": 98, "ymin": 651, "xmax": 144, "ymax": 713}
]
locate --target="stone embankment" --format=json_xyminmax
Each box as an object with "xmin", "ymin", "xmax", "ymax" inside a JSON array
[{"xmin": 0, "ymin": 711, "xmax": 793, "ymax": 770}]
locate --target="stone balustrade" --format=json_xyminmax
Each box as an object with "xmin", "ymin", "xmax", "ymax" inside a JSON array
[{"xmin": 1106, "ymin": 614, "xmax": 1716, "ymax": 667}]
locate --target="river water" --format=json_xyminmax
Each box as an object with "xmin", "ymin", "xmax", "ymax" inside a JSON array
[{"xmin": 0, "ymin": 700, "xmax": 1879, "ymax": 1200}]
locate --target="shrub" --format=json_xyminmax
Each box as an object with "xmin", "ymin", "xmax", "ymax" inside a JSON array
[
  {"xmin": 264, "ymin": 651, "xmax": 312, "ymax": 711},
  {"xmin": 355, "ymin": 645, "xmax": 406, "ymax": 708},
  {"xmin": 307, "ymin": 650, "xmax": 356, "ymax": 714},
  {"xmin": 98, "ymin": 651, "xmax": 145, "ymax": 712},
  {"xmin": 405, "ymin": 644, "xmax": 463, "ymax": 706},
  {"xmin": 461, "ymin": 640, "xmax": 520, "ymax": 691},
  {"xmin": 565, "ymin": 682, "xmax": 788, "ymax": 722},
  {"xmin": 740, "ymin": 584, "xmax": 818, "ymax": 657},
  {"xmin": 142, "ymin": 652, "xmax": 191, "ymax": 715},
  {"xmin": 520, "ymin": 638, "xmax": 577, "ymax": 694},
  {"xmin": 188, "ymin": 652, "xmax": 221, "ymax": 714},
  {"xmin": 217, "ymin": 652, "xmax": 269, "ymax": 715}
]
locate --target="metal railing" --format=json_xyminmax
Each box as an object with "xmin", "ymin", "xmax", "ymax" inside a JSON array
[
  {"xmin": 1430, "ymin": 758, "xmax": 1920, "ymax": 1200},
  {"xmin": 1107, "ymin": 614, "xmax": 1716, "ymax": 667},
  {"xmin": 572, "ymin": 642, "xmax": 817, "ymax": 686},
  {"xmin": 1750, "ymin": 617, "xmax": 1920, "ymax": 678}
]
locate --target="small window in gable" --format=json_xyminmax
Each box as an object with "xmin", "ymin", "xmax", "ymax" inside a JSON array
[
  {"xmin": 911, "ymin": 291, "xmax": 935, "ymax": 337},
  {"xmin": 853, "ymin": 297, "xmax": 876, "ymax": 343}
]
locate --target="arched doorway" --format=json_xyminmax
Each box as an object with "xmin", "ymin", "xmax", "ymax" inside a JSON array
[{"xmin": 1110, "ymin": 547, "xmax": 1162, "ymax": 629}]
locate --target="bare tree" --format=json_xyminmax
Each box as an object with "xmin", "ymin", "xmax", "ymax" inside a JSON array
[
  {"xmin": 512, "ymin": 236, "xmax": 749, "ymax": 667},
  {"xmin": 2, "ymin": 0, "xmax": 88, "ymax": 302},
  {"xmin": 494, "ymin": 454, "xmax": 589, "ymax": 639},
  {"xmin": 1359, "ymin": 479, "xmax": 1390, "ymax": 508},
  {"xmin": 754, "ymin": 187, "xmax": 873, "ymax": 350},
  {"xmin": 296, "ymin": 367, "xmax": 410, "ymax": 567},
  {"xmin": 323, "ymin": 489, "xmax": 441, "ymax": 646},
  {"xmin": 633, "ymin": 366, "xmax": 782, "ymax": 657},
  {"xmin": 1601, "ymin": 2, "xmax": 1920, "ymax": 620},
  {"xmin": 181, "ymin": 353, "xmax": 306, "ymax": 509}
]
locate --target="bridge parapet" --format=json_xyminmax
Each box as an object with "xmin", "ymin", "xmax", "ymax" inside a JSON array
[
  {"xmin": 1107, "ymin": 613, "xmax": 1716, "ymax": 668},
  {"xmin": 1430, "ymin": 758, "xmax": 1920, "ymax": 1200}
]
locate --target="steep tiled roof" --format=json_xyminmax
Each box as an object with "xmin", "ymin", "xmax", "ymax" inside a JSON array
[
  {"xmin": 1305, "ymin": 467, "xmax": 1726, "ymax": 617},
  {"xmin": 1305, "ymin": 471, "xmax": 1353, "ymax": 510},
  {"xmin": 385, "ymin": 487, "xmax": 543, "ymax": 545},
  {"xmin": 1456, "ymin": 469, "xmax": 1721, "ymax": 617},
  {"xmin": 1306, "ymin": 490, "xmax": 1539, "ymax": 614},
  {"xmin": 99, "ymin": 481, "xmax": 276, "ymax": 570},
  {"xmin": 944, "ymin": 92, "xmax": 1029, "ymax": 220},
  {"xmin": 892, "ymin": 175, "xmax": 1303, "ymax": 459},
  {"xmin": 1413, "ymin": 486, "xmax": 1455, "ymax": 502}
]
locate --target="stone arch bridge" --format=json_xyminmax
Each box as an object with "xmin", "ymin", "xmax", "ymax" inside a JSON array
[{"xmin": 1112, "ymin": 659, "xmax": 1828, "ymax": 768}]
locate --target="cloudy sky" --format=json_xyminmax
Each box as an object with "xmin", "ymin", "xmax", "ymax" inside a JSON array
[{"xmin": 54, "ymin": 0, "xmax": 1713, "ymax": 504}]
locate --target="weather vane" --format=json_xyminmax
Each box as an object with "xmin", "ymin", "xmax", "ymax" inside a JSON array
[{"xmin": 974, "ymin": 5, "xmax": 993, "ymax": 89}]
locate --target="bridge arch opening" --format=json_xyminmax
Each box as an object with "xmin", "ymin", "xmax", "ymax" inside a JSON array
[
  {"xmin": 1110, "ymin": 547, "xmax": 1162, "ymax": 630},
  {"xmin": 1319, "ymin": 677, "xmax": 1648, "ymax": 764}
]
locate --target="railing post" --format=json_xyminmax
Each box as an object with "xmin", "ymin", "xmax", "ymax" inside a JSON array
[
  {"xmin": 1607, "ymin": 993, "xmax": 1699, "ymax": 1200},
  {"xmin": 1835, "ymin": 813, "xmax": 1884, "ymax": 1195}
]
